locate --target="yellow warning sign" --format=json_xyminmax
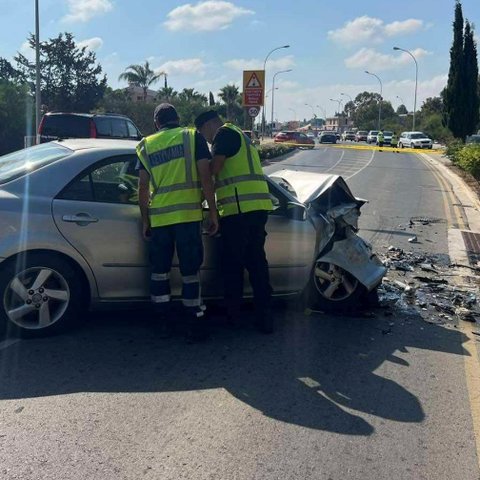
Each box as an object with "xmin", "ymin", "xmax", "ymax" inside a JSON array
[{"xmin": 243, "ymin": 70, "xmax": 265, "ymax": 107}]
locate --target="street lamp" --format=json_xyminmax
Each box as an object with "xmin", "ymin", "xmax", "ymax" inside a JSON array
[
  {"xmin": 271, "ymin": 69, "xmax": 292, "ymax": 135},
  {"xmin": 365, "ymin": 71, "xmax": 383, "ymax": 130},
  {"xmin": 35, "ymin": 0, "xmax": 41, "ymax": 144},
  {"xmin": 329, "ymin": 98, "xmax": 342, "ymax": 115},
  {"xmin": 289, "ymin": 107, "xmax": 297, "ymax": 121},
  {"xmin": 393, "ymin": 46, "xmax": 418, "ymax": 131},
  {"xmin": 264, "ymin": 87, "xmax": 278, "ymax": 127},
  {"xmin": 340, "ymin": 92, "xmax": 353, "ymax": 102},
  {"xmin": 396, "ymin": 95, "xmax": 405, "ymax": 106},
  {"xmin": 316, "ymin": 105, "xmax": 327, "ymax": 119},
  {"xmin": 262, "ymin": 45, "xmax": 290, "ymax": 138}
]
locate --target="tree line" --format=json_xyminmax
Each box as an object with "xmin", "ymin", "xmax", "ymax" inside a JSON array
[{"xmin": 0, "ymin": 33, "xmax": 247, "ymax": 155}]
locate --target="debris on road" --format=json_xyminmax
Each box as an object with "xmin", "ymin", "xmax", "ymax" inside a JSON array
[
  {"xmin": 408, "ymin": 235, "xmax": 418, "ymax": 243},
  {"xmin": 377, "ymin": 245, "xmax": 479, "ymax": 326}
]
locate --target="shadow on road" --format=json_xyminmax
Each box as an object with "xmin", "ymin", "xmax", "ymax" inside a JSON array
[{"xmin": 0, "ymin": 307, "xmax": 469, "ymax": 437}]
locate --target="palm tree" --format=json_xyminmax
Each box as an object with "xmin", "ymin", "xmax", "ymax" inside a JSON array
[
  {"xmin": 178, "ymin": 88, "xmax": 207, "ymax": 103},
  {"xmin": 157, "ymin": 86, "xmax": 178, "ymax": 103},
  {"xmin": 118, "ymin": 61, "xmax": 165, "ymax": 102},
  {"xmin": 218, "ymin": 84, "xmax": 241, "ymax": 120}
]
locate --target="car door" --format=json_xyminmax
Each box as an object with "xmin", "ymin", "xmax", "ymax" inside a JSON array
[{"xmin": 51, "ymin": 154, "xmax": 151, "ymax": 300}]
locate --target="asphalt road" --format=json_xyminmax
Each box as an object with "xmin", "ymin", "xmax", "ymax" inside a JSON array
[{"xmin": 1, "ymin": 144, "xmax": 479, "ymax": 480}]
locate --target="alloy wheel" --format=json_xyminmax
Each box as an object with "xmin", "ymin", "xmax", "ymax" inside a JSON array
[
  {"xmin": 3, "ymin": 267, "xmax": 70, "ymax": 329},
  {"xmin": 313, "ymin": 262, "xmax": 359, "ymax": 302}
]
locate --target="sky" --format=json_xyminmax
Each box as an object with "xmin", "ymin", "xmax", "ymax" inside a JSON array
[{"xmin": 0, "ymin": 0, "xmax": 478, "ymax": 122}]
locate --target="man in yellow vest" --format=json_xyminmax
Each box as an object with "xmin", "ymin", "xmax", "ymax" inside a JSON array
[
  {"xmin": 194, "ymin": 111, "xmax": 274, "ymax": 334},
  {"xmin": 137, "ymin": 104, "xmax": 218, "ymax": 341}
]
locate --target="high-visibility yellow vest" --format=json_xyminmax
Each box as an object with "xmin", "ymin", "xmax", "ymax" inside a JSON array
[
  {"xmin": 136, "ymin": 127, "xmax": 203, "ymax": 227},
  {"xmin": 215, "ymin": 123, "xmax": 273, "ymax": 217},
  {"xmin": 377, "ymin": 131, "xmax": 385, "ymax": 142}
]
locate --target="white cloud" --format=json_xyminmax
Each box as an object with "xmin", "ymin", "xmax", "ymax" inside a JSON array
[
  {"xmin": 384, "ymin": 19, "xmax": 424, "ymax": 37},
  {"xmin": 345, "ymin": 47, "xmax": 430, "ymax": 71},
  {"xmin": 328, "ymin": 16, "xmax": 424, "ymax": 47},
  {"xmin": 164, "ymin": 1, "xmax": 254, "ymax": 32},
  {"xmin": 224, "ymin": 55, "xmax": 295, "ymax": 71},
  {"xmin": 63, "ymin": 0, "xmax": 113, "ymax": 23},
  {"xmin": 156, "ymin": 58, "xmax": 206, "ymax": 76},
  {"xmin": 18, "ymin": 41, "xmax": 34, "ymax": 61},
  {"xmin": 77, "ymin": 37, "xmax": 103, "ymax": 51}
]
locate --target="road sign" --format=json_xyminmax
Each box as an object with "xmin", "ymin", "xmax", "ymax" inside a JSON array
[
  {"xmin": 247, "ymin": 106, "xmax": 260, "ymax": 118},
  {"xmin": 243, "ymin": 70, "xmax": 265, "ymax": 107}
]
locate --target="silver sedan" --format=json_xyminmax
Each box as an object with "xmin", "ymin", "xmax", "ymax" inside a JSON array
[{"xmin": 0, "ymin": 140, "xmax": 385, "ymax": 337}]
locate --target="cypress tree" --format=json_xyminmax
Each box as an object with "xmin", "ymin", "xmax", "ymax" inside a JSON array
[
  {"xmin": 444, "ymin": 1, "xmax": 465, "ymax": 138},
  {"xmin": 463, "ymin": 21, "xmax": 480, "ymax": 136}
]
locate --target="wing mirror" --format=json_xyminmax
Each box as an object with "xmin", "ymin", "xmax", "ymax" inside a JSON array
[{"xmin": 286, "ymin": 202, "xmax": 307, "ymax": 221}]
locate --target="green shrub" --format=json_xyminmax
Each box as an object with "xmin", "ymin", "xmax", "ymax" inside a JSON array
[
  {"xmin": 257, "ymin": 144, "xmax": 295, "ymax": 161},
  {"xmin": 456, "ymin": 144, "xmax": 480, "ymax": 178},
  {"xmin": 445, "ymin": 139, "xmax": 464, "ymax": 162}
]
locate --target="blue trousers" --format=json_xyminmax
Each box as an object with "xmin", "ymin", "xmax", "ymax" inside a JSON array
[{"xmin": 150, "ymin": 221, "xmax": 204, "ymax": 317}]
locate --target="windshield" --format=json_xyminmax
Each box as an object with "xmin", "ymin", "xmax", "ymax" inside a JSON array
[
  {"xmin": 0, "ymin": 143, "xmax": 72, "ymax": 184},
  {"xmin": 411, "ymin": 133, "xmax": 427, "ymax": 139},
  {"xmin": 383, "ymin": 131, "xmax": 393, "ymax": 136}
]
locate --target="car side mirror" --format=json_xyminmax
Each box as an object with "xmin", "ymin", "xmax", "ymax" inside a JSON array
[{"xmin": 286, "ymin": 202, "xmax": 307, "ymax": 221}]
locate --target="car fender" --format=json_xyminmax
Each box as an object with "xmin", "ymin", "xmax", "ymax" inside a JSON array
[
  {"xmin": 317, "ymin": 231, "xmax": 387, "ymax": 291},
  {"xmin": 0, "ymin": 231, "xmax": 98, "ymax": 300}
]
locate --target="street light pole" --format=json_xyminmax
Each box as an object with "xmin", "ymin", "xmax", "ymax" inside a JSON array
[
  {"xmin": 396, "ymin": 95, "xmax": 405, "ymax": 107},
  {"xmin": 340, "ymin": 93, "xmax": 353, "ymax": 117},
  {"xmin": 271, "ymin": 69, "xmax": 292, "ymax": 136},
  {"xmin": 289, "ymin": 107, "xmax": 297, "ymax": 121},
  {"xmin": 365, "ymin": 70, "xmax": 383, "ymax": 130},
  {"xmin": 329, "ymin": 98, "xmax": 342, "ymax": 115},
  {"xmin": 264, "ymin": 87, "xmax": 278, "ymax": 128},
  {"xmin": 393, "ymin": 46, "xmax": 418, "ymax": 131},
  {"xmin": 35, "ymin": 0, "xmax": 41, "ymax": 144},
  {"xmin": 262, "ymin": 45, "xmax": 290, "ymax": 138}
]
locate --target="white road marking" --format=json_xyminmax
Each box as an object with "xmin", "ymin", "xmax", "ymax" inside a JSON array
[
  {"xmin": 0, "ymin": 338, "xmax": 21, "ymax": 351},
  {"xmin": 324, "ymin": 150, "xmax": 345, "ymax": 173},
  {"xmin": 346, "ymin": 150, "xmax": 376, "ymax": 180}
]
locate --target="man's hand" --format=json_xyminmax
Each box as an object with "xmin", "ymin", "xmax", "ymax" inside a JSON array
[
  {"xmin": 143, "ymin": 221, "xmax": 152, "ymax": 241},
  {"xmin": 207, "ymin": 209, "xmax": 219, "ymax": 236}
]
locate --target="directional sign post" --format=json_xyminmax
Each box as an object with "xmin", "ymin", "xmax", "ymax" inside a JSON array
[{"xmin": 242, "ymin": 70, "xmax": 265, "ymax": 107}]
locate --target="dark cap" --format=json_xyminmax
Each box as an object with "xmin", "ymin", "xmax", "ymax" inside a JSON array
[
  {"xmin": 194, "ymin": 110, "xmax": 220, "ymax": 129},
  {"xmin": 154, "ymin": 103, "xmax": 179, "ymax": 126}
]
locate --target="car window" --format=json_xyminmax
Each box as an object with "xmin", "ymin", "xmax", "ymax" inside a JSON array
[
  {"xmin": 111, "ymin": 119, "xmax": 128, "ymax": 138},
  {"xmin": 94, "ymin": 117, "xmax": 112, "ymax": 136},
  {"xmin": 127, "ymin": 121, "xmax": 139, "ymax": 138},
  {"xmin": 58, "ymin": 155, "xmax": 139, "ymax": 204},
  {"xmin": 0, "ymin": 143, "xmax": 72, "ymax": 185},
  {"xmin": 41, "ymin": 115, "xmax": 90, "ymax": 138}
]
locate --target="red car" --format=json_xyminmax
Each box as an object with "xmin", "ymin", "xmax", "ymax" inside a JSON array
[{"xmin": 274, "ymin": 131, "xmax": 315, "ymax": 149}]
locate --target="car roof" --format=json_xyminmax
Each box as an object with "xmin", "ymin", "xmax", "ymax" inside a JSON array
[
  {"xmin": 44, "ymin": 112, "xmax": 131, "ymax": 119},
  {"xmin": 51, "ymin": 138, "xmax": 140, "ymax": 152}
]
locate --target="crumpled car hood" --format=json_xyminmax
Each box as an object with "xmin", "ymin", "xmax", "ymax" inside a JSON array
[{"xmin": 268, "ymin": 169, "xmax": 366, "ymax": 212}]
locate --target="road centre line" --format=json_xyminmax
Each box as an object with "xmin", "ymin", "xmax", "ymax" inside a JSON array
[
  {"xmin": 419, "ymin": 153, "xmax": 480, "ymax": 472},
  {"xmin": 346, "ymin": 150, "xmax": 376, "ymax": 180}
]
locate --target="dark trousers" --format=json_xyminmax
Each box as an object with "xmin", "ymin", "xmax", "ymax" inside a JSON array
[
  {"xmin": 150, "ymin": 221, "xmax": 203, "ymax": 316},
  {"xmin": 220, "ymin": 210, "xmax": 272, "ymax": 315}
]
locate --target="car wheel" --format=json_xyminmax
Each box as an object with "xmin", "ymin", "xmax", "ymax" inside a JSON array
[
  {"xmin": 0, "ymin": 253, "xmax": 85, "ymax": 337},
  {"xmin": 399, "ymin": 142, "xmax": 404, "ymax": 149},
  {"xmin": 306, "ymin": 261, "xmax": 366, "ymax": 313},
  {"xmin": 428, "ymin": 145, "xmax": 433, "ymax": 149}
]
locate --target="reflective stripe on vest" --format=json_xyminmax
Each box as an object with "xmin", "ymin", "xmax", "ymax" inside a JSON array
[
  {"xmin": 136, "ymin": 128, "xmax": 203, "ymax": 227},
  {"xmin": 215, "ymin": 123, "xmax": 273, "ymax": 217}
]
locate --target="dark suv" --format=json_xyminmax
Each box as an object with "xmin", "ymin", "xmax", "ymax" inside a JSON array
[{"xmin": 39, "ymin": 112, "xmax": 142, "ymax": 143}]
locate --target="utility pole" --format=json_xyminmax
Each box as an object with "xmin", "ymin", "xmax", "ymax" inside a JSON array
[{"xmin": 35, "ymin": 0, "xmax": 41, "ymax": 144}]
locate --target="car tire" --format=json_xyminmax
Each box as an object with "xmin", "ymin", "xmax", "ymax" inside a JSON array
[
  {"xmin": 399, "ymin": 142, "xmax": 404, "ymax": 149},
  {"xmin": 428, "ymin": 145, "xmax": 433, "ymax": 149},
  {"xmin": 305, "ymin": 261, "xmax": 367, "ymax": 313},
  {"xmin": 0, "ymin": 252, "xmax": 86, "ymax": 338}
]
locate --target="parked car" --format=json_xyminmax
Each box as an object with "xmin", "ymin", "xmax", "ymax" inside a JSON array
[
  {"xmin": 466, "ymin": 134, "xmax": 480, "ymax": 144},
  {"xmin": 397, "ymin": 131, "xmax": 433, "ymax": 149},
  {"xmin": 38, "ymin": 112, "xmax": 143, "ymax": 144},
  {"xmin": 335, "ymin": 132, "xmax": 341, "ymax": 141},
  {"xmin": 382, "ymin": 131, "xmax": 393, "ymax": 145},
  {"xmin": 342, "ymin": 131, "xmax": 356, "ymax": 141},
  {"xmin": 319, "ymin": 131, "xmax": 337, "ymax": 144},
  {"xmin": 274, "ymin": 131, "xmax": 315, "ymax": 149},
  {"xmin": 355, "ymin": 130, "xmax": 369, "ymax": 142},
  {"xmin": 306, "ymin": 132, "xmax": 315, "ymax": 139},
  {"xmin": 0, "ymin": 140, "xmax": 385, "ymax": 336},
  {"xmin": 367, "ymin": 131, "xmax": 379, "ymax": 144}
]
